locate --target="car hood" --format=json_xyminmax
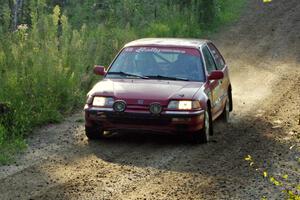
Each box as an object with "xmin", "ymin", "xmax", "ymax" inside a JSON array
[{"xmin": 88, "ymin": 79, "xmax": 203, "ymax": 105}]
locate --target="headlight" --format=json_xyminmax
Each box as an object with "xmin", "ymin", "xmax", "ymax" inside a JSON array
[
  {"xmin": 168, "ymin": 100, "xmax": 201, "ymax": 110},
  {"xmin": 92, "ymin": 97, "xmax": 114, "ymax": 107}
]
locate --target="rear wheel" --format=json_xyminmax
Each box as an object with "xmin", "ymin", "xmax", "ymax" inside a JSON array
[
  {"xmin": 229, "ymin": 87, "xmax": 233, "ymax": 112},
  {"xmin": 221, "ymin": 98, "xmax": 230, "ymax": 123},
  {"xmin": 191, "ymin": 109, "xmax": 212, "ymax": 144},
  {"xmin": 85, "ymin": 126, "xmax": 104, "ymax": 140}
]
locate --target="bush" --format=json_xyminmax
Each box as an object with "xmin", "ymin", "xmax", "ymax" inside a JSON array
[
  {"xmin": 146, "ymin": 23, "xmax": 171, "ymax": 37},
  {"xmin": 0, "ymin": 125, "xmax": 5, "ymax": 145}
]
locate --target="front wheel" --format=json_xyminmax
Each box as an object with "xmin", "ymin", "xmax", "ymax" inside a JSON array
[
  {"xmin": 85, "ymin": 126, "xmax": 104, "ymax": 140},
  {"xmin": 191, "ymin": 109, "xmax": 212, "ymax": 144}
]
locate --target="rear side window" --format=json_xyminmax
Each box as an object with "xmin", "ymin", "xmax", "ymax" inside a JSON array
[
  {"xmin": 208, "ymin": 43, "xmax": 225, "ymax": 70},
  {"xmin": 202, "ymin": 46, "xmax": 217, "ymax": 74}
]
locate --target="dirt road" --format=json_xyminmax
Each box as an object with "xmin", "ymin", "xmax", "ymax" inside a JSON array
[{"xmin": 0, "ymin": 0, "xmax": 299, "ymax": 199}]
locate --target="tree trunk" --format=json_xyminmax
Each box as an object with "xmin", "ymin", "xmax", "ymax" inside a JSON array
[{"xmin": 12, "ymin": 0, "xmax": 23, "ymax": 31}]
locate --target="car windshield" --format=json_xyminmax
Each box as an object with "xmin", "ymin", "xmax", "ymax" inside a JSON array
[{"xmin": 107, "ymin": 46, "xmax": 205, "ymax": 82}]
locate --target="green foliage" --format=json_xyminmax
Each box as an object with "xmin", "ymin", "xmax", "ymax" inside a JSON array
[
  {"xmin": 0, "ymin": 123, "xmax": 26, "ymax": 165},
  {"xmin": 0, "ymin": 5, "xmax": 86, "ymax": 163},
  {"xmin": 216, "ymin": 0, "xmax": 246, "ymax": 25},
  {"xmin": 146, "ymin": 23, "xmax": 171, "ymax": 37},
  {"xmin": 0, "ymin": 124, "xmax": 5, "ymax": 145},
  {"xmin": 0, "ymin": 0, "xmax": 246, "ymax": 163},
  {"xmin": 0, "ymin": 135, "xmax": 27, "ymax": 165}
]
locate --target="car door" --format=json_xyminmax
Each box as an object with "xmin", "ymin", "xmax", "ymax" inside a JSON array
[
  {"xmin": 207, "ymin": 42, "xmax": 229, "ymax": 112},
  {"xmin": 202, "ymin": 45, "xmax": 223, "ymax": 118}
]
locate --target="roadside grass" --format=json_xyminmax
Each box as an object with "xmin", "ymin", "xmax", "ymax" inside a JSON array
[
  {"xmin": 0, "ymin": 137, "xmax": 27, "ymax": 165},
  {"xmin": 143, "ymin": 0, "xmax": 247, "ymax": 38},
  {"xmin": 205, "ymin": 0, "xmax": 247, "ymax": 34},
  {"xmin": 217, "ymin": 0, "xmax": 247, "ymax": 24}
]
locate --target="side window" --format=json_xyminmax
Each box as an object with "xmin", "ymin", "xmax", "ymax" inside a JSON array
[
  {"xmin": 208, "ymin": 43, "xmax": 225, "ymax": 70},
  {"xmin": 202, "ymin": 46, "xmax": 217, "ymax": 74}
]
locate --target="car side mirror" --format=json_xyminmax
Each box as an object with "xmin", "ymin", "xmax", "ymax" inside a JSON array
[
  {"xmin": 208, "ymin": 70, "xmax": 224, "ymax": 80},
  {"xmin": 94, "ymin": 65, "xmax": 106, "ymax": 76}
]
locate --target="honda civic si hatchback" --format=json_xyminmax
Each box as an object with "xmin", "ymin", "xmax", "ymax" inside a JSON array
[{"xmin": 84, "ymin": 38, "xmax": 233, "ymax": 143}]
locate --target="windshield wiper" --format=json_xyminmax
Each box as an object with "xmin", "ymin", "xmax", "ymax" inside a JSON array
[
  {"xmin": 146, "ymin": 75, "xmax": 189, "ymax": 81},
  {"xmin": 107, "ymin": 71, "xmax": 149, "ymax": 79}
]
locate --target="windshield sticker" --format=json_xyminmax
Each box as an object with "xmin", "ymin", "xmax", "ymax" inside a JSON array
[
  {"xmin": 135, "ymin": 47, "xmax": 186, "ymax": 54},
  {"xmin": 124, "ymin": 47, "xmax": 134, "ymax": 52},
  {"xmin": 124, "ymin": 47, "xmax": 200, "ymax": 57}
]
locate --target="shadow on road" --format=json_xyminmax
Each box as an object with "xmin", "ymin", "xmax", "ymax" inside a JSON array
[{"xmin": 86, "ymin": 114, "xmax": 291, "ymax": 175}]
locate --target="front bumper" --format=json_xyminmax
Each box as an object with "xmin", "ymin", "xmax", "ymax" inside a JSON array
[{"xmin": 84, "ymin": 106, "xmax": 205, "ymax": 134}]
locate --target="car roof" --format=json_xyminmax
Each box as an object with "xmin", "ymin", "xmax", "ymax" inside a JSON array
[{"xmin": 124, "ymin": 38, "xmax": 209, "ymax": 49}]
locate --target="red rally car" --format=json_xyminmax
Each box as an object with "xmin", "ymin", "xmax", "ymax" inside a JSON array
[{"xmin": 84, "ymin": 38, "xmax": 233, "ymax": 143}]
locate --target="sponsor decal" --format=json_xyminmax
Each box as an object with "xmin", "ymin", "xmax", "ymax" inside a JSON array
[
  {"xmin": 137, "ymin": 99, "xmax": 144, "ymax": 105},
  {"xmin": 135, "ymin": 47, "xmax": 186, "ymax": 54},
  {"xmin": 123, "ymin": 47, "xmax": 201, "ymax": 57}
]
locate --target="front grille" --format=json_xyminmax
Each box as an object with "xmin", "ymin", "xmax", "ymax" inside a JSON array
[{"xmin": 106, "ymin": 113, "xmax": 171, "ymax": 126}]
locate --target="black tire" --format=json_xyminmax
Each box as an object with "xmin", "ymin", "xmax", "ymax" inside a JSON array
[
  {"xmin": 221, "ymin": 99, "xmax": 230, "ymax": 123},
  {"xmin": 191, "ymin": 108, "xmax": 213, "ymax": 144},
  {"xmin": 228, "ymin": 87, "xmax": 233, "ymax": 112},
  {"xmin": 85, "ymin": 126, "xmax": 104, "ymax": 140}
]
